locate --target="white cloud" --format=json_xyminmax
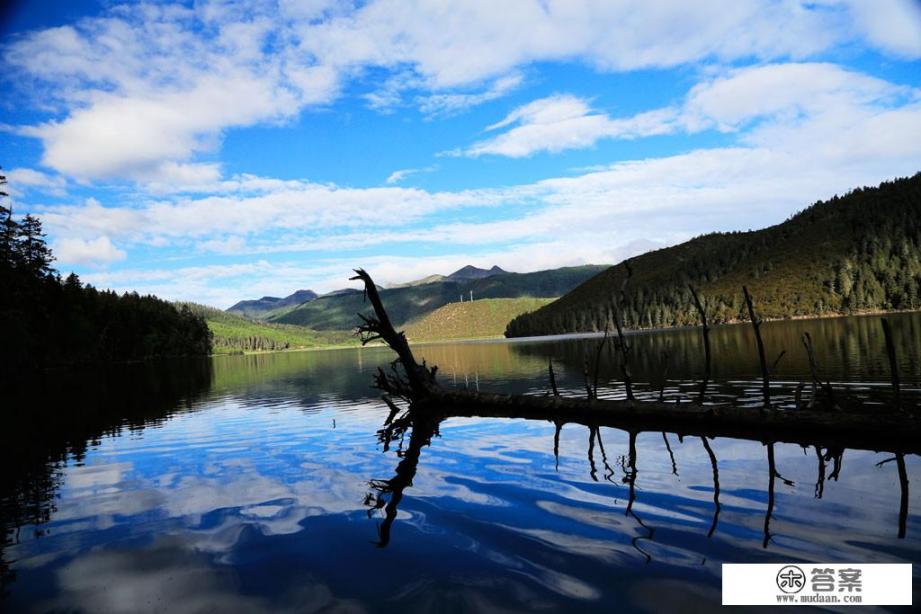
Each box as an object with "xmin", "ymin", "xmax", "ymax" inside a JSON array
[
  {"xmin": 197, "ymin": 235, "xmax": 248, "ymax": 254},
  {"xmin": 4, "ymin": 1, "xmax": 920, "ymax": 183},
  {"xmin": 28, "ymin": 65, "xmax": 918, "ymax": 230},
  {"xmin": 18, "ymin": 74, "xmax": 303, "ymax": 182},
  {"xmin": 54, "ymin": 236, "xmax": 126, "ymax": 266},
  {"xmin": 844, "ymin": 0, "xmax": 921, "ymax": 58},
  {"xmin": 457, "ymin": 63, "xmax": 915, "ymax": 157},
  {"xmin": 76, "ymin": 136, "xmax": 921, "ymax": 307},
  {"xmin": 4, "ymin": 167, "xmax": 68, "ymax": 196},
  {"xmin": 680, "ymin": 62, "xmax": 905, "ymax": 131},
  {"xmin": 454, "ymin": 94, "xmax": 677, "ymax": 157},
  {"xmin": 299, "ymin": 0, "xmax": 846, "ymax": 88},
  {"xmin": 46, "ymin": 539, "xmax": 361, "ymax": 614},
  {"xmin": 80, "ymin": 244, "xmax": 634, "ymax": 308},
  {"xmin": 34, "ymin": 59, "xmax": 921, "ymax": 306},
  {"xmin": 35, "ymin": 179, "xmax": 507, "ymax": 247},
  {"xmin": 384, "ymin": 169, "xmax": 414, "ymax": 185},
  {"xmin": 4, "ymin": 4, "xmax": 333, "ymax": 183},
  {"xmin": 416, "ymin": 73, "xmax": 524, "ymax": 117},
  {"xmin": 384, "ymin": 164, "xmax": 437, "ymax": 184}
]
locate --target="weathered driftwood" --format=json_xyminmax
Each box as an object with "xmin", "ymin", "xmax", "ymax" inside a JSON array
[{"xmin": 351, "ymin": 269, "xmax": 921, "ymax": 454}]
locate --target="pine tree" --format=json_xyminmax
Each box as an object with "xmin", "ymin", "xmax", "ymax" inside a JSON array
[
  {"xmin": 17, "ymin": 214, "xmax": 54, "ymax": 276},
  {"xmin": 0, "ymin": 168, "xmax": 19, "ymax": 269}
]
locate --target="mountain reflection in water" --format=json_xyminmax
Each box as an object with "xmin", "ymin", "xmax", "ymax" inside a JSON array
[{"xmin": 2, "ymin": 312, "xmax": 920, "ymax": 612}]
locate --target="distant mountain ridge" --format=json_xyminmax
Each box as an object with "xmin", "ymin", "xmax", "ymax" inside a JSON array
[
  {"xmin": 388, "ymin": 265, "xmax": 507, "ymax": 288},
  {"xmin": 271, "ymin": 264, "xmax": 610, "ymax": 330},
  {"xmin": 227, "ymin": 289, "xmax": 318, "ymax": 319},
  {"xmin": 506, "ymin": 173, "xmax": 921, "ymax": 337},
  {"xmin": 446, "ymin": 265, "xmax": 507, "ymax": 281}
]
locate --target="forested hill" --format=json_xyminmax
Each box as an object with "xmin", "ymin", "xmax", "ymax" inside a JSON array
[
  {"xmin": 1, "ymin": 170, "xmax": 212, "ymax": 375},
  {"xmin": 272, "ymin": 265, "xmax": 608, "ymax": 330},
  {"xmin": 506, "ymin": 173, "xmax": 921, "ymax": 338}
]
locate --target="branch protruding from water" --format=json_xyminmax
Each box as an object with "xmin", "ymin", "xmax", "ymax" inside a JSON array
[
  {"xmin": 351, "ymin": 268, "xmax": 439, "ymax": 400},
  {"xmin": 688, "ymin": 285, "xmax": 711, "ymax": 404},
  {"xmin": 881, "ymin": 318, "xmax": 903, "ymax": 412},
  {"xmin": 743, "ymin": 286, "xmax": 770, "ymax": 411}
]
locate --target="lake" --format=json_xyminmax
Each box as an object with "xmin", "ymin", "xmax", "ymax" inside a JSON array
[{"xmin": 2, "ymin": 312, "xmax": 920, "ymax": 612}]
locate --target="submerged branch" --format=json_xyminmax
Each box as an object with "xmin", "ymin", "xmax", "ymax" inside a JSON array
[
  {"xmin": 548, "ymin": 359, "xmax": 560, "ymax": 397},
  {"xmin": 881, "ymin": 318, "xmax": 903, "ymax": 412},
  {"xmin": 688, "ymin": 285, "xmax": 711, "ymax": 404},
  {"xmin": 592, "ymin": 327, "xmax": 610, "ymax": 400},
  {"xmin": 801, "ymin": 333, "xmax": 839, "ymax": 411},
  {"xmin": 743, "ymin": 285, "xmax": 770, "ymax": 411}
]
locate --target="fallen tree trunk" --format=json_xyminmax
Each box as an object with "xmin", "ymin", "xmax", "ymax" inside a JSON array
[
  {"xmin": 417, "ymin": 389, "xmax": 921, "ymax": 454},
  {"xmin": 351, "ymin": 269, "xmax": 921, "ymax": 454}
]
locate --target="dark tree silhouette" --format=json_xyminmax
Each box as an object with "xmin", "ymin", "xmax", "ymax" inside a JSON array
[
  {"xmin": 0, "ymin": 169, "xmax": 211, "ymax": 378},
  {"xmin": 17, "ymin": 214, "xmax": 53, "ymax": 276}
]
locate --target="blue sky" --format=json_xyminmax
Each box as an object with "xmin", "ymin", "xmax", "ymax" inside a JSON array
[{"xmin": 1, "ymin": 0, "xmax": 920, "ymax": 307}]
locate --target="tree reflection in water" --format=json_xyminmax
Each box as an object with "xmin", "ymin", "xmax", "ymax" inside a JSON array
[
  {"xmin": 365, "ymin": 402, "xmax": 913, "ymax": 561},
  {"xmin": 0, "ymin": 360, "xmax": 213, "ymax": 595}
]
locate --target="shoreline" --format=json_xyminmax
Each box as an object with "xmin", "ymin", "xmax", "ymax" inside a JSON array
[
  {"xmin": 501, "ymin": 306, "xmax": 921, "ymax": 343},
  {"xmin": 213, "ymin": 307, "xmax": 921, "ymax": 357}
]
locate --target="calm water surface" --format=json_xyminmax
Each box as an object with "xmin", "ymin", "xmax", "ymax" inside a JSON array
[{"xmin": 2, "ymin": 313, "xmax": 921, "ymax": 612}]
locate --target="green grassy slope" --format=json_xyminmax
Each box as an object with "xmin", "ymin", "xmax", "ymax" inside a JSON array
[
  {"xmin": 182, "ymin": 303, "xmax": 356, "ymax": 353},
  {"xmin": 271, "ymin": 265, "xmax": 608, "ymax": 330},
  {"xmin": 507, "ymin": 173, "xmax": 921, "ymax": 337},
  {"xmin": 403, "ymin": 297, "xmax": 554, "ymax": 341}
]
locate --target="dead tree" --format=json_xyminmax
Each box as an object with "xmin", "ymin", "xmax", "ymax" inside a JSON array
[
  {"xmin": 592, "ymin": 327, "xmax": 610, "ymax": 399},
  {"xmin": 743, "ymin": 286, "xmax": 771, "ymax": 411},
  {"xmin": 688, "ymin": 285, "xmax": 711, "ymax": 404},
  {"xmin": 582, "ymin": 356, "xmax": 593, "ymax": 399},
  {"xmin": 351, "ymin": 269, "xmax": 921, "ymax": 454},
  {"xmin": 881, "ymin": 318, "xmax": 903, "ymax": 412},
  {"xmin": 351, "ymin": 268, "xmax": 439, "ymax": 400},
  {"xmin": 353, "ymin": 269, "xmax": 916, "ymax": 550},
  {"xmin": 548, "ymin": 359, "xmax": 560, "ymax": 397},
  {"xmin": 610, "ymin": 267, "xmax": 635, "ymax": 401},
  {"xmin": 801, "ymin": 332, "xmax": 838, "ymax": 410}
]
